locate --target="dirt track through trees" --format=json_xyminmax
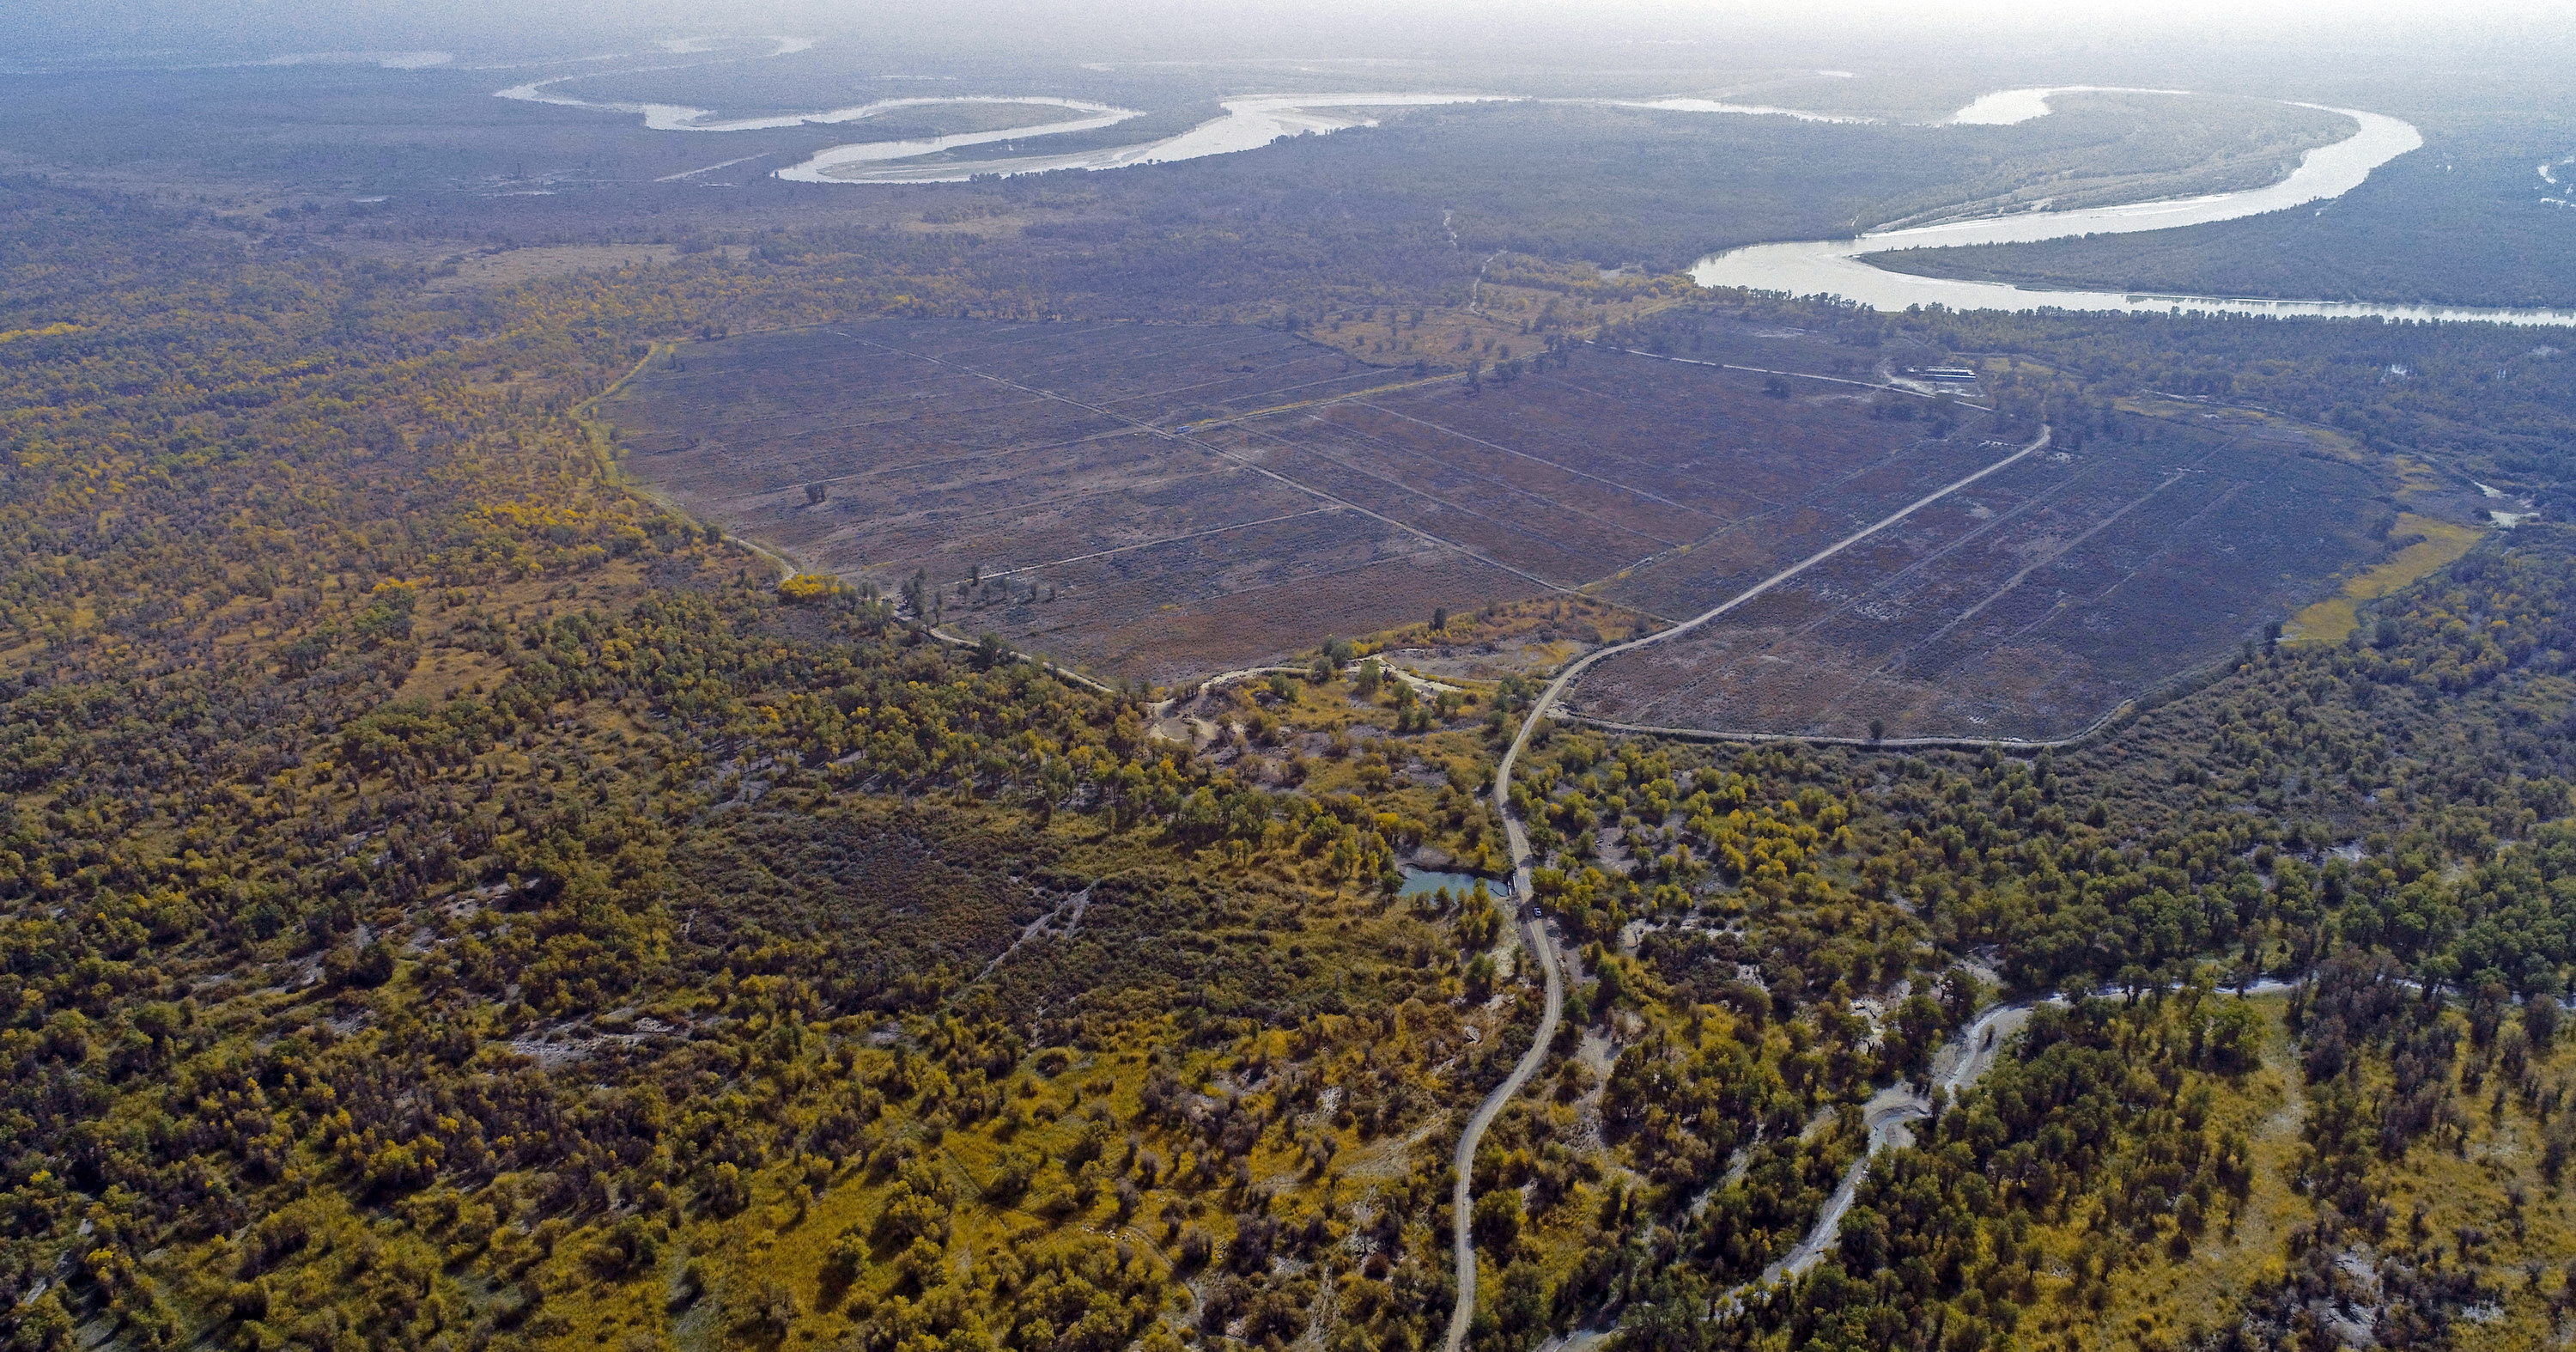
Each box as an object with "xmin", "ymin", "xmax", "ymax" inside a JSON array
[{"xmin": 1446, "ymin": 424, "xmax": 2050, "ymax": 1352}]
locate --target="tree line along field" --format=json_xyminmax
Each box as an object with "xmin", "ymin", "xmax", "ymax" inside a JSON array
[
  {"xmin": 601, "ymin": 317, "xmax": 2415, "ymax": 736},
  {"xmin": 14, "ymin": 126, "xmax": 2576, "ymax": 1352}
]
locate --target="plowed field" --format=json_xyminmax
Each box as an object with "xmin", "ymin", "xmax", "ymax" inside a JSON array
[{"xmin": 602, "ymin": 319, "xmax": 2401, "ymax": 734}]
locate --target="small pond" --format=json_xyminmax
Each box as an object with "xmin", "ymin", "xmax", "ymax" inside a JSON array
[{"xmin": 1399, "ymin": 868, "xmax": 1492, "ymax": 900}]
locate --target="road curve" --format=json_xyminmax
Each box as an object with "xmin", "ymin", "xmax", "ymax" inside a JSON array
[
  {"xmin": 1728, "ymin": 977, "xmax": 2309, "ymax": 1307},
  {"xmin": 1444, "ymin": 676, "xmax": 1572, "ymax": 1352},
  {"xmin": 1765, "ymin": 999, "xmax": 2035, "ymax": 1286},
  {"xmin": 1443, "ymin": 424, "xmax": 2050, "ymax": 1352}
]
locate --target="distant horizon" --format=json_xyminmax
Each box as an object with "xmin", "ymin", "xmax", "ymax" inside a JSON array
[
  {"xmin": 8, "ymin": 3, "xmax": 2576, "ymax": 1350},
  {"xmin": 9, "ymin": 0, "xmax": 2575, "ymax": 63}
]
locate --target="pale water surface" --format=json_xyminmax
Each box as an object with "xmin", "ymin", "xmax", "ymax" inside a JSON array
[
  {"xmin": 1949, "ymin": 84, "xmax": 2186, "ymax": 125},
  {"xmin": 1692, "ymin": 103, "xmax": 2576, "ymax": 326},
  {"xmin": 492, "ymin": 40, "xmax": 2576, "ymax": 325},
  {"xmin": 785, "ymin": 93, "xmax": 1512, "ymax": 183},
  {"xmin": 1399, "ymin": 868, "xmax": 1491, "ymax": 901}
]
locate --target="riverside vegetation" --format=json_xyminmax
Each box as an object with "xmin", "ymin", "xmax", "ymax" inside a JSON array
[{"xmin": 1, "ymin": 159, "xmax": 2574, "ymax": 1352}]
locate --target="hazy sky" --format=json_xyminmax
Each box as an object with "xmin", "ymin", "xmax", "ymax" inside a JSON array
[{"xmin": 9, "ymin": 0, "xmax": 2572, "ymax": 60}]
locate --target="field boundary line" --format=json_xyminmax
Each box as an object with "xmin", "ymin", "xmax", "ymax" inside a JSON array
[
  {"xmin": 1617, "ymin": 460, "xmax": 2096, "ymax": 724},
  {"xmin": 1304, "ymin": 411, "xmax": 1694, "ymax": 551},
  {"xmin": 617, "ymin": 469, "xmax": 1139, "ymax": 711},
  {"xmin": 583, "ymin": 332, "xmax": 1149, "ymax": 700},
  {"xmin": 579, "ymin": 342, "xmax": 1127, "ymax": 698},
  {"xmin": 1937, "ymin": 452, "xmax": 2220, "ymax": 635},
  {"xmin": 1559, "ymin": 698, "xmax": 2136, "ymax": 752},
  {"xmin": 1583, "ymin": 395, "xmax": 2029, "ymax": 602},
  {"xmin": 579, "ymin": 340, "xmax": 670, "ymax": 415},
  {"xmin": 1834, "ymin": 478, "xmax": 2258, "ymax": 724},
  {"xmin": 569, "ymin": 338, "xmax": 675, "ymax": 477},
  {"xmin": 574, "ymin": 342, "xmax": 812, "ymax": 586},
  {"xmin": 920, "ymin": 624, "xmax": 1123, "ymax": 697},
  {"xmin": 1174, "ymin": 371, "xmax": 1465, "ymax": 431},
  {"xmin": 1651, "ymin": 438, "xmax": 2216, "ymax": 727},
  {"xmin": 655, "ymin": 151, "xmax": 775, "ymax": 182},
  {"xmin": 1572, "ymin": 554, "xmax": 2305, "ymax": 755},
  {"xmin": 1564, "ymin": 422, "xmax": 2050, "ymax": 669},
  {"xmin": 1601, "ymin": 341, "xmax": 1995, "ymax": 406},
  {"xmin": 1447, "ymin": 423, "xmax": 2050, "ymax": 1352},
  {"xmin": 823, "ymin": 327, "xmax": 1585, "ymax": 600},
  {"xmin": 1343, "ymin": 399, "xmax": 1726, "ymax": 523},
  {"xmin": 975, "ymin": 509, "xmax": 1344, "ymax": 581},
  {"xmin": 1811, "ymin": 474, "xmax": 2250, "ymax": 726},
  {"xmin": 1218, "ymin": 416, "xmax": 1683, "ymax": 594}
]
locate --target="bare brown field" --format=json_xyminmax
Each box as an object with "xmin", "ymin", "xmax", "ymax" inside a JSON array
[
  {"xmin": 602, "ymin": 319, "xmax": 2402, "ymax": 732},
  {"xmin": 1571, "ymin": 416, "xmax": 2400, "ymax": 740},
  {"xmin": 600, "ymin": 320, "xmax": 1518, "ymax": 684},
  {"xmin": 424, "ymin": 244, "xmax": 686, "ymax": 291}
]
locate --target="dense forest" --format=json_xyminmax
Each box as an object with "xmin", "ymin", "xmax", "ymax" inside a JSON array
[
  {"xmin": 1469, "ymin": 521, "xmax": 2576, "ymax": 1350},
  {"xmin": 1, "ymin": 126, "xmax": 2573, "ymax": 1352}
]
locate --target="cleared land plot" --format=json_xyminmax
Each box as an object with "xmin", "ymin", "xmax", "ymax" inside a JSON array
[
  {"xmin": 604, "ymin": 320, "xmax": 2397, "ymax": 734},
  {"xmin": 603, "ymin": 320, "xmax": 1985, "ymax": 679},
  {"xmin": 603, "ymin": 321, "xmax": 1520, "ymax": 682},
  {"xmin": 1605, "ymin": 320, "xmax": 1908, "ymax": 384},
  {"xmin": 1273, "ymin": 356, "xmax": 1993, "ymax": 599},
  {"xmin": 1572, "ymin": 416, "xmax": 2395, "ymax": 740}
]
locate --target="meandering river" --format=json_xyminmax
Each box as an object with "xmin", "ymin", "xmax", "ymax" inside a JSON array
[
  {"xmin": 781, "ymin": 92, "xmax": 1514, "ymax": 184},
  {"xmin": 495, "ymin": 40, "xmax": 2576, "ymax": 326},
  {"xmin": 1689, "ymin": 102, "xmax": 2576, "ymax": 325}
]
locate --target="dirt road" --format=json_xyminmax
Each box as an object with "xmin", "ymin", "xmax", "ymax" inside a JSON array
[{"xmin": 1445, "ymin": 425, "xmax": 2050, "ymax": 1352}]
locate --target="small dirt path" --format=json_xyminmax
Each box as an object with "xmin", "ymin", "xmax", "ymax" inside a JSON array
[{"xmin": 1444, "ymin": 425, "xmax": 2051, "ymax": 1352}]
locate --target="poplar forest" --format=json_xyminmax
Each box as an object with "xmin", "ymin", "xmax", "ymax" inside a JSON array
[{"xmin": 4, "ymin": 26, "xmax": 2576, "ymax": 1352}]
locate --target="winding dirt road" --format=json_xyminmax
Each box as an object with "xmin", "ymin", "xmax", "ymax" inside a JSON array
[
  {"xmin": 1759, "ymin": 1000, "xmax": 2036, "ymax": 1288},
  {"xmin": 1443, "ymin": 425, "xmax": 2050, "ymax": 1352}
]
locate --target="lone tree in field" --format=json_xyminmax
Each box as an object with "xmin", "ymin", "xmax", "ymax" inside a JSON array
[
  {"xmin": 804, "ymin": 482, "xmax": 829, "ymax": 505},
  {"xmin": 1431, "ymin": 606, "xmax": 1449, "ymax": 633}
]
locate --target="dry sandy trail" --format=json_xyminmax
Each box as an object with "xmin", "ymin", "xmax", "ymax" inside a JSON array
[{"xmin": 1443, "ymin": 423, "xmax": 2050, "ymax": 1352}]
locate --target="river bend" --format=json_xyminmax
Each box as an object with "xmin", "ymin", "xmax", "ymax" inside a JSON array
[{"xmin": 498, "ymin": 40, "xmax": 2576, "ymax": 325}]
